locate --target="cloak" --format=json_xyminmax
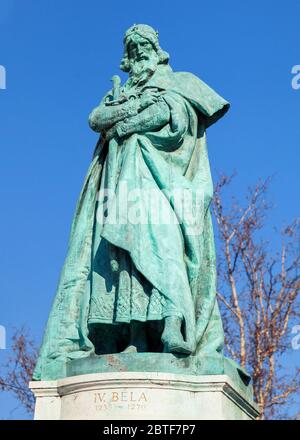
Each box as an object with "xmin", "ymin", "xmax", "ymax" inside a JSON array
[{"xmin": 33, "ymin": 64, "xmax": 229, "ymax": 380}]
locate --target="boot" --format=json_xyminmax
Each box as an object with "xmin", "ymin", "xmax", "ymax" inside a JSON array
[{"xmin": 161, "ymin": 316, "xmax": 193, "ymax": 355}]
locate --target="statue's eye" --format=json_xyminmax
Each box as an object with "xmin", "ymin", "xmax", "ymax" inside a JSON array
[{"xmin": 129, "ymin": 44, "xmax": 137, "ymax": 53}]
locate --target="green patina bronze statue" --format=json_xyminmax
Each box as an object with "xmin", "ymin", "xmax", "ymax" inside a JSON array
[{"xmin": 33, "ymin": 24, "xmax": 239, "ymax": 382}]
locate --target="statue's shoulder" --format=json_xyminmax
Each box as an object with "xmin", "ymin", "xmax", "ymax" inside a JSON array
[
  {"xmin": 167, "ymin": 69, "xmax": 230, "ymax": 127},
  {"xmin": 172, "ymin": 70, "xmax": 200, "ymax": 83},
  {"xmin": 148, "ymin": 66, "xmax": 201, "ymax": 93},
  {"xmin": 171, "ymin": 71, "xmax": 222, "ymax": 100}
]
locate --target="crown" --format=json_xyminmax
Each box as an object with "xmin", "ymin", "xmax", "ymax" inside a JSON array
[{"xmin": 124, "ymin": 24, "xmax": 159, "ymax": 44}]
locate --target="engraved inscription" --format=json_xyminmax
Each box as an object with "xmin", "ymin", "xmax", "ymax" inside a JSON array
[{"xmin": 94, "ymin": 390, "xmax": 149, "ymax": 411}]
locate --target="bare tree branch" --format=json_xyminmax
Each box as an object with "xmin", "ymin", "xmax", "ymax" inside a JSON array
[
  {"xmin": 0, "ymin": 327, "xmax": 37, "ymax": 415},
  {"xmin": 213, "ymin": 173, "xmax": 300, "ymax": 419}
]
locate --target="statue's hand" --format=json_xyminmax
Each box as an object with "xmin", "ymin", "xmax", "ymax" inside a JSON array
[
  {"xmin": 104, "ymin": 92, "xmax": 167, "ymax": 141},
  {"xmin": 104, "ymin": 124, "xmax": 118, "ymax": 141},
  {"xmin": 139, "ymin": 89, "xmax": 160, "ymax": 110}
]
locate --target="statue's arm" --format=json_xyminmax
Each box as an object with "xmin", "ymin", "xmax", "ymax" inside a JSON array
[
  {"xmin": 88, "ymin": 99, "xmax": 140, "ymax": 132},
  {"xmin": 107, "ymin": 99, "xmax": 170, "ymax": 139}
]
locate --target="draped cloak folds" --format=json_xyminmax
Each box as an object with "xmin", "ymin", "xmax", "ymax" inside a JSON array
[{"xmin": 33, "ymin": 64, "xmax": 230, "ymax": 381}]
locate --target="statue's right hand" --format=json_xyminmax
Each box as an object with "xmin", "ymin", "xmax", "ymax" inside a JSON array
[{"xmin": 139, "ymin": 89, "xmax": 160, "ymax": 110}]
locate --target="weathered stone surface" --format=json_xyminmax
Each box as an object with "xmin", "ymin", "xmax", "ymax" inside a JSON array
[
  {"xmin": 66, "ymin": 354, "xmax": 253, "ymax": 399},
  {"xmin": 30, "ymin": 372, "xmax": 259, "ymax": 420}
]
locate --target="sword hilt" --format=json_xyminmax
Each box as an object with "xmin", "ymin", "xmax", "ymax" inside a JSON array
[{"xmin": 111, "ymin": 75, "xmax": 121, "ymax": 100}]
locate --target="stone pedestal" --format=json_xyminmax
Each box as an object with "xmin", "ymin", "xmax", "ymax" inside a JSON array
[{"xmin": 29, "ymin": 372, "xmax": 259, "ymax": 420}]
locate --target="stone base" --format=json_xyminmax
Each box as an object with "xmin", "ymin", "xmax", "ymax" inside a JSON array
[{"xmin": 29, "ymin": 372, "xmax": 259, "ymax": 420}]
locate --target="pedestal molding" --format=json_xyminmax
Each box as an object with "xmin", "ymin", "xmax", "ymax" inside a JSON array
[{"xmin": 29, "ymin": 372, "xmax": 259, "ymax": 420}]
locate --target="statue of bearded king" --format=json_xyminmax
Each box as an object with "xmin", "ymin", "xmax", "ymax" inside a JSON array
[{"xmin": 33, "ymin": 24, "xmax": 231, "ymax": 381}]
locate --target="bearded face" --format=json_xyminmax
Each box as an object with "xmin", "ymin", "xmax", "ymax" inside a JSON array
[{"xmin": 127, "ymin": 34, "xmax": 159, "ymax": 82}]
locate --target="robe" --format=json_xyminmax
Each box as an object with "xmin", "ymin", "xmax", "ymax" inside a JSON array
[{"xmin": 33, "ymin": 64, "xmax": 230, "ymax": 380}]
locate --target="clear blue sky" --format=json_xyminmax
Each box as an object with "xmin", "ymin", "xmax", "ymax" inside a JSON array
[{"xmin": 0, "ymin": 0, "xmax": 299, "ymax": 419}]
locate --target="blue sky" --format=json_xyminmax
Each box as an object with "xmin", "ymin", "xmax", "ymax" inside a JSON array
[{"xmin": 0, "ymin": 0, "xmax": 299, "ymax": 418}]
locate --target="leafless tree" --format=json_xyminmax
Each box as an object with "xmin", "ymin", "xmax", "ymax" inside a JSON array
[
  {"xmin": 0, "ymin": 327, "xmax": 37, "ymax": 415},
  {"xmin": 213, "ymin": 173, "xmax": 300, "ymax": 419}
]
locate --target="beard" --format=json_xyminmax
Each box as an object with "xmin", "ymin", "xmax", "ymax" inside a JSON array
[{"xmin": 129, "ymin": 55, "xmax": 159, "ymax": 84}]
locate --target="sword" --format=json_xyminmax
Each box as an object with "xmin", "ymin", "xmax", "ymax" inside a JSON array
[
  {"xmin": 111, "ymin": 75, "xmax": 121, "ymax": 100},
  {"xmin": 107, "ymin": 75, "xmax": 121, "ymax": 272},
  {"xmin": 105, "ymin": 75, "xmax": 125, "ymax": 106}
]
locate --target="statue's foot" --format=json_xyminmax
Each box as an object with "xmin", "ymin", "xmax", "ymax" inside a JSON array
[
  {"xmin": 161, "ymin": 316, "xmax": 193, "ymax": 355},
  {"xmin": 162, "ymin": 336, "xmax": 193, "ymax": 355}
]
